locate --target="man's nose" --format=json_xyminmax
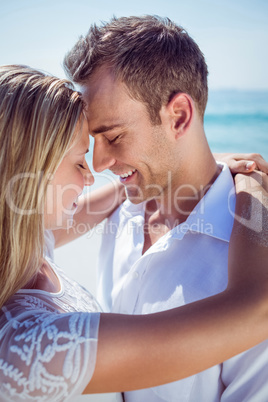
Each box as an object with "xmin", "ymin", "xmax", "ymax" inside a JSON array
[{"xmin": 93, "ymin": 139, "xmax": 116, "ymax": 173}]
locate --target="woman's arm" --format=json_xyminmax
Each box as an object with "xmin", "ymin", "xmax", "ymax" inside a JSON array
[
  {"xmin": 53, "ymin": 180, "xmax": 126, "ymax": 247},
  {"xmin": 84, "ymin": 172, "xmax": 268, "ymax": 394}
]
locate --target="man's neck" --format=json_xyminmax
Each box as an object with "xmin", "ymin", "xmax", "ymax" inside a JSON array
[
  {"xmin": 142, "ymin": 154, "xmax": 221, "ymax": 254},
  {"xmin": 151, "ymin": 154, "xmax": 220, "ymax": 224}
]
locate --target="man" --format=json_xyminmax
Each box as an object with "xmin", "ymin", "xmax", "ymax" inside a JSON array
[{"xmin": 64, "ymin": 16, "xmax": 268, "ymax": 401}]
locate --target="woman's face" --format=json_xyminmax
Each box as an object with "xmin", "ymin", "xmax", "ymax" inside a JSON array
[{"xmin": 44, "ymin": 119, "xmax": 94, "ymax": 229}]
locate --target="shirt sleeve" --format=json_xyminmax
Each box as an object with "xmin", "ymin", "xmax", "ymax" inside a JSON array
[
  {"xmin": 0, "ymin": 307, "xmax": 100, "ymax": 401},
  {"xmin": 221, "ymin": 340, "xmax": 268, "ymax": 401}
]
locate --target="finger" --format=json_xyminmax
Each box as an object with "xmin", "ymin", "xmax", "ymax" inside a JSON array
[
  {"xmin": 239, "ymin": 153, "xmax": 268, "ymax": 174},
  {"xmin": 229, "ymin": 160, "xmax": 256, "ymax": 174},
  {"xmin": 254, "ymin": 159, "xmax": 268, "ymax": 175},
  {"xmin": 245, "ymin": 161, "xmax": 257, "ymax": 172}
]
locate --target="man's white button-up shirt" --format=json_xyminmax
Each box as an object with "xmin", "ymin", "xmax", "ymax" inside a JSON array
[{"xmin": 97, "ymin": 163, "xmax": 268, "ymax": 402}]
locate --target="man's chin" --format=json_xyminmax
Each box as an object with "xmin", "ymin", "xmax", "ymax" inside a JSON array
[
  {"xmin": 125, "ymin": 190, "xmax": 155, "ymax": 205},
  {"xmin": 127, "ymin": 197, "xmax": 145, "ymax": 205},
  {"xmin": 125, "ymin": 191, "xmax": 145, "ymax": 204}
]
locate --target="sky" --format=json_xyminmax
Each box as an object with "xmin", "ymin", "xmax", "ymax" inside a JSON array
[{"xmin": 1, "ymin": 0, "xmax": 268, "ymax": 90}]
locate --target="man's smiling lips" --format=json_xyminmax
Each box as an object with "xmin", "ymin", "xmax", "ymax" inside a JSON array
[{"xmin": 116, "ymin": 168, "xmax": 137, "ymax": 182}]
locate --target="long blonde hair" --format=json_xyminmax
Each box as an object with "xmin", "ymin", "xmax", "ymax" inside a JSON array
[{"xmin": 0, "ymin": 65, "xmax": 84, "ymax": 308}]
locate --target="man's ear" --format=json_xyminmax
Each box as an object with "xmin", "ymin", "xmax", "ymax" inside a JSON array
[{"xmin": 166, "ymin": 93, "xmax": 193, "ymax": 138}]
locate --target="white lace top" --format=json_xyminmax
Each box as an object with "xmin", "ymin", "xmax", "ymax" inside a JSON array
[{"xmin": 0, "ymin": 233, "xmax": 101, "ymax": 401}]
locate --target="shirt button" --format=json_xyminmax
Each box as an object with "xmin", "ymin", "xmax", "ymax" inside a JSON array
[{"xmin": 132, "ymin": 271, "xmax": 139, "ymax": 279}]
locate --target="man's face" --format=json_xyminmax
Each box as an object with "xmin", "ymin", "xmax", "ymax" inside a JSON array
[{"xmin": 82, "ymin": 69, "xmax": 179, "ymax": 204}]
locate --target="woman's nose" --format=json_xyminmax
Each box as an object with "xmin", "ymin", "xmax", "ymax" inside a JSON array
[{"xmin": 83, "ymin": 162, "xmax": 95, "ymax": 186}]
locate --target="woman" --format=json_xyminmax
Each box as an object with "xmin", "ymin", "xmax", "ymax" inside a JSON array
[{"xmin": 0, "ymin": 65, "xmax": 267, "ymax": 401}]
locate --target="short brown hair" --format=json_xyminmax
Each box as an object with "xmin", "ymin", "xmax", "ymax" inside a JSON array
[{"xmin": 64, "ymin": 15, "xmax": 208, "ymax": 123}]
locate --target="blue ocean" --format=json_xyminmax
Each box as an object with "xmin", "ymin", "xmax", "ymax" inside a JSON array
[{"xmin": 205, "ymin": 90, "xmax": 268, "ymax": 160}]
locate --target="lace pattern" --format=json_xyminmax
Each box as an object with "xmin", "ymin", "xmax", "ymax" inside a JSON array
[{"xmin": 0, "ymin": 262, "xmax": 100, "ymax": 401}]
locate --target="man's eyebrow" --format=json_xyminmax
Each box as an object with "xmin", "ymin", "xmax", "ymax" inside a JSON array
[{"xmin": 91, "ymin": 124, "xmax": 124, "ymax": 135}]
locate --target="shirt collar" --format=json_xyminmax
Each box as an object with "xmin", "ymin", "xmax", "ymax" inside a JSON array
[{"xmin": 172, "ymin": 162, "xmax": 236, "ymax": 242}]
